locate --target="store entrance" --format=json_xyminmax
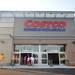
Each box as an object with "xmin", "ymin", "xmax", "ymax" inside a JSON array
[
  {"xmin": 21, "ymin": 53, "xmax": 32, "ymax": 65},
  {"xmin": 48, "ymin": 53, "xmax": 59, "ymax": 65}
]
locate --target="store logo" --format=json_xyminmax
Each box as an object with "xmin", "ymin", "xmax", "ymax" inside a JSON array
[{"xmin": 24, "ymin": 20, "xmax": 67, "ymax": 32}]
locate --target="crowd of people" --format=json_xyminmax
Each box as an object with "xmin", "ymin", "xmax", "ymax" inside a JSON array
[{"xmin": 23, "ymin": 55, "xmax": 34, "ymax": 65}]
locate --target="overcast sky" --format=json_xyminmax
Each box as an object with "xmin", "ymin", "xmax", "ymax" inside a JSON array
[{"xmin": 0, "ymin": 0, "xmax": 75, "ymax": 11}]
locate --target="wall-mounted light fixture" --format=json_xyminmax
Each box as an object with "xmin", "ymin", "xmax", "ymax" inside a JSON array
[
  {"xmin": 72, "ymin": 41, "xmax": 75, "ymax": 44},
  {"xmin": 0, "ymin": 40, "xmax": 5, "ymax": 44}
]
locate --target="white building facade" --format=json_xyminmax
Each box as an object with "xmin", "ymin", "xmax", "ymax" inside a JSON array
[{"xmin": 0, "ymin": 11, "xmax": 75, "ymax": 67}]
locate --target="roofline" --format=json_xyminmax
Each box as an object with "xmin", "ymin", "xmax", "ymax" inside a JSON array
[{"xmin": 0, "ymin": 11, "xmax": 74, "ymax": 13}]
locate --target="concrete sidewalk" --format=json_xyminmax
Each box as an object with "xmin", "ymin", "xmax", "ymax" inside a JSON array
[
  {"xmin": 0, "ymin": 65, "xmax": 75, "ymax": 75},
  {"xmin": 0, "ymin": 64, "xmax": 75, "ymax": 69}
]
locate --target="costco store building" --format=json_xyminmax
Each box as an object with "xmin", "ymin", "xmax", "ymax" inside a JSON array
[{"xmin": 0, "ymin": 11, "xmax": 75, "ymax": 67}]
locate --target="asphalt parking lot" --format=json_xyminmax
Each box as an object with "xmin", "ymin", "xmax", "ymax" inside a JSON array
[
  {"xmin": 27, "ymin": 68, "xmax": 75, "ymax": 75},
  {"xmin": 0, "ymin": 68, "xmax": 75, "ymax": 75}
]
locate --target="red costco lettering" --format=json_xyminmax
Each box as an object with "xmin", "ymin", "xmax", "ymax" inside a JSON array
[{"xmin": 24, "ymin": 20, "xmax": 66, "ymax": 28}]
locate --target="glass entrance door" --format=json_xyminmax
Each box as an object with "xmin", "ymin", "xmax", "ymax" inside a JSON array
[
  {"xmin": 14, "ymin": 44, "xmax": 65, "ymax": 66},
  {"xmin": 21, "ymin": 53, "xmax": 32, "ymax": 65},
  {"xmin": 48, "ymin": 53, "xmax": 59, "ymax": 65}
]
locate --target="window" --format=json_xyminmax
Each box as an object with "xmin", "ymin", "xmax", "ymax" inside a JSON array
[
  {"xmin": 61, "ymin": 60, "xmax": 65, "ymax": 64},
  {"xmin": 15, "ymin": 45, "xmax": 24, "ymax": 52},
  {"xmin": 42, "ymin": 54, "xmax": 47, "ymax": 58},
  {"xmin": 60, "ymin": 53, "xmax": 65, "ymax": 64},
  {"xmin": 60, "ymin": 46, "xmax": 65, "ymax": 52},
  {"xmin": 34, "ymin": 59, "xmax": 38, "ymax": 64},
  {"xmin": 12, "ymin": 54, "xmax": 19, "ymax": 64},
  {"xmin": 42, "ymin": 59, "xmax": 47, "ymax": 64},
  {"xmin": 15, "ymin": 45, "xmax": 39, "ymax": 52},
  {"xmin": 33, "ymin": 53, "xmax": 38, "ymax": 64},
  {"xmin": 41, "ymin": 45, "xmax": 47, "ymax": 52},
  {"xmin": 41, "ymin": 54, "xmax": 47, "ymax": 64},
  {"xmin": 33, "ymin": 54, "xmax": 38, "ymax": 58},
  {"xmin": 41, "ymin": 45, "xmax": 62, "ymax": 52},
  {"xmin": 60, "ymin": 54, "xmax": 65, "ymax": 58}
]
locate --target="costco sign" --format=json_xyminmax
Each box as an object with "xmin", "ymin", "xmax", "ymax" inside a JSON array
[{"xmin": 24, "ymin": 20, "xmax": 67, "ymax": 32}]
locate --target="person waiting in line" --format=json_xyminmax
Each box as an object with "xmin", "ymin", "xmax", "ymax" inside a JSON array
[
  {"xmin": 30, "ymin": 56, "xmax": 34, "ymax": 65},
  {"xmin": 24, "ymin": 56, "xmax": 27, "ymax": 65},
  {"xmin": 27, "ymin": 55, "xmax": 31, "ymax": 65}
]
